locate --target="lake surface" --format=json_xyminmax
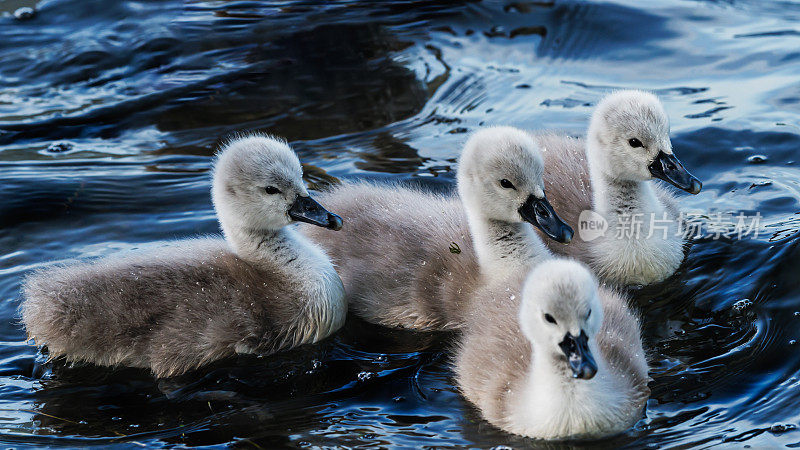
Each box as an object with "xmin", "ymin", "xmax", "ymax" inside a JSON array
[{"xmin": 1, "ymin": 0, "xmax": 800, "ymax": 447}]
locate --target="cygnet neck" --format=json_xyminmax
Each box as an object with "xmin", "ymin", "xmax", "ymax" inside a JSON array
[
  {"xmin": 465, "ymin": 209, "xmax": 551, "ymax": 279},
  {"xmin": 587, "ymin": 148, "xmax": 662, "ymax": 220},
  {"xmin": 225, "ymin": 225, "xmax": 308, "ymax": 269},
  {"xmin": 224, "ymin": 221, "xmax": 346, "ymax": 345}
]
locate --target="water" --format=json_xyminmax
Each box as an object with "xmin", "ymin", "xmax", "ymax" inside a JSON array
[{"xmin": 1, "ymin": 0, "xmax": 800, "ymax": 447}]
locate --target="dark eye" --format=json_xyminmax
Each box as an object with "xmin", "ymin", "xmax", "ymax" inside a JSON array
[
  {"xmin": 500, "ymin": 179, "xmax": 516, "ymax": 190},
  {"xmin": 544, "ymin": 313, "xmax": 557, "ymax": 325},
  {"xmin": 264, "ymin": 186, "xmax": 281, "ymax": 195},
  {"xmin": 628, "ymin": 138, "xmax": 644, "ymax": 148},
  {"xmin": 586, "ymin": 309, "xmax": 592, "ymax": 320}
]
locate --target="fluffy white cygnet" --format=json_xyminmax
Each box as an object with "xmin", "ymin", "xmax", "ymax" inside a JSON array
[
  {"xmin": 456, "ymin": 259, "xmax": 649, "ymax": 440},
  {"xmin": 21, "ymin": 135, "xmax": 345, "ymax": 377},
  {"xmin": 535, "ymin": 90, "xmax": 702, "ymax": 285}
]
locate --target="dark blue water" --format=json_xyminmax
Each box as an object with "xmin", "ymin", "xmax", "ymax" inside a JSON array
[{"xmin": 1, "ymin": 0, "xmax": 800, "ymax": 447}]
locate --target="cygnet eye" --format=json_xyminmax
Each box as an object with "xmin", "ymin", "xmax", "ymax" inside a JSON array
[
  {"xmin": 264, "ymin": 186, "xmax": 282, "ymax": 195},
  {"xmin": 586, "ymin": 309, "xmax": 592, "ymax": 320},
  {"xmin": 628, "ymin": 138, "xmax": 644, "ymax": 148},
  {"xmin": 500, "ymin": 179, "xmax": 516, "ymax": 190},
  {"xmin": 544, "ymin": 313, "xmax": 557, "ymax": 325}
]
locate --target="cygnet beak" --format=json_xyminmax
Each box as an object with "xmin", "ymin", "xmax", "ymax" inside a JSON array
[
  {"xmin": 288, "ymin": 195, "xmax": 343, "ymax": 230},
  {"xmin": 518, "ymin": 194, "xmax": 574, "ymax": 244},
  {"xmin": 558, "ymin": 330, "xmax": 597, "ymax": 380},
  {"xmin": 648, "ymin": 151, "xmax": 702, "ymax": 194}
]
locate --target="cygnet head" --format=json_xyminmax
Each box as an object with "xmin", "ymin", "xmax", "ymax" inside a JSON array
[
  {"xmin": 518, "ymin": 259, "xmax": 604, "ymax": 379},
  {"xmin": 212, "ymin": 134, "xmax": 343, "ymax": 240},
  {"xmin": 587, "ymin": 90, "xmax": 702, "ymax": 194},
  {"xmin": 458, "ymin": 126, "xmax": 573, "ymax": 243}
]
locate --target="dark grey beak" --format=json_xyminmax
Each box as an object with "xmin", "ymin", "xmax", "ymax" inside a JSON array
[
  {"xmin": 558, "ymin": 330, "xmax": 597, "ymax": 380},
  {"xmin": 518, "ymin": 194, "xmax": 573, "ymax": 244},
  {"xmin": 288, "ymin": 195, "xmax": 343, "ymax": 230},
  {"xmin": 648, "ymin": 151, "xmax": 702, "ymax": 194}
]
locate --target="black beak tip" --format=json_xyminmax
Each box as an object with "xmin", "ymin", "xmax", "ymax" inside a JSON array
[
  {"xmin": 560, "ymin": 226, "xmax": 574, "ymax": 244},
  {"xmin": 689, "ymin": 178, "xmax": 702, "ymax": 195},
  {"xmin": 581, "ymin": 365, "xmax": 597, "ymax": 380},
  {"xmin": 328, "ymin": 213, "xmax": 343, "ymax": 231},
  {"xmin": 570, "ymin": 362, "xmax": 598, "ymax": 380},
  {"xmin": 561, "ymin": 331, "xmax": 597, "ymax": 380}
]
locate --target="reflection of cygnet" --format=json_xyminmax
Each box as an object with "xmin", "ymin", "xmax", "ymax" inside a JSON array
[
  {"xmin": 456, "ymin": 259, "xmax": 649, "ymax": 440},
  {"xmin": 534, "ymin": 90, "xmax": 702, "ymax": 285},
  {"xmin": 21, "ymin": 135, "xmax": 345, "ymax": 377},
  {"xmin": 302, "ymin": 127, "xmax": 572, "ymax": 330}
]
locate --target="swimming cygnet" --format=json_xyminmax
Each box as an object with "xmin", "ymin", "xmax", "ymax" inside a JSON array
[
  {"xmin": 456, "ymin": 259, "xmax": 649, "ymax": 440},
  {"xmin": 534, "ymin": 90, "xmax": 702, "ymax": 285},
  {"xmin": 21, "ymin": 135, "xmax": 346, "ymax": 378},
  {"xmin": 302, "ymin": 126, "xmax": 572, "ymax": 330}
]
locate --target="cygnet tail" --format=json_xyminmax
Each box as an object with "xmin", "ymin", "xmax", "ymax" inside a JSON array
[{"xmin": 20, "ymin": 270, "xmax": 80, "ymax": 358}]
